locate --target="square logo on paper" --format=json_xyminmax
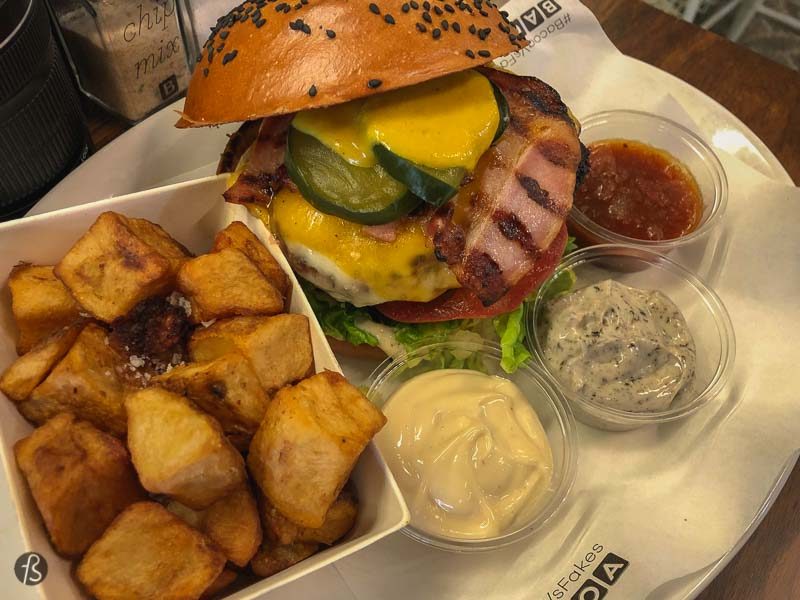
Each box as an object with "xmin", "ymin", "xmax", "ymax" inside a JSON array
[
  {"xmin": 159, "ymin": 74, "xmax": 179, "ymax": 100},
  {"xmin": 513, "ymin": 0, "xmax": 562, "ymax": 33},
  {"xmin": 592, "ymin": 552, "xmax": 630, "ymax": 586},
  {"xmin": 570, "ymin": 579, "xmax": 608, "ymax": 600},
  {"xmin": 538, "ymin": 0, "xmax": 562, "ymax": 18}
]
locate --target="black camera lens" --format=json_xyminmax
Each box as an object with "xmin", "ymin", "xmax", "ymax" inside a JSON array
[{"xmin": 0, "ymin": 0, "xmax": 89, "ymax": 220}]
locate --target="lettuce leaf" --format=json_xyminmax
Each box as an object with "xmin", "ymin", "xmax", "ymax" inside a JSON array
[
  {"xmin": 493, "ymin": 305, "xmax": 531, "ymax": 373},
  {"xmin": 300, "ymin": 236, "xmax": 577, "ymax": 374},
  {"xmin": 299, "ymin": 280, "xmax": 378, "ymax": 347}
]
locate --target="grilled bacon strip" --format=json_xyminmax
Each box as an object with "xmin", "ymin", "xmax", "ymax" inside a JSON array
[
  {"xmin": 222, "ymin": 115, "xmax": 292, "ymax": 205},
  {"xmin": 430, "ymin": 68, "xmax": 582, "ymax": 306}
]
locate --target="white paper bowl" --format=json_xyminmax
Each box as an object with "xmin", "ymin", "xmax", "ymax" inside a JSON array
[{"xmin": 0, "ymin": 175, "xmax": 409, "ymax": 599}]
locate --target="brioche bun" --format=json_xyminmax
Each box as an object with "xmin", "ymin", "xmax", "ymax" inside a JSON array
[{"xmin": 178, "ymin": 0, "xmax": 526, "ymax": 127}]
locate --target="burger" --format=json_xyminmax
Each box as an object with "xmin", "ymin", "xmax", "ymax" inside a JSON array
[{"xmin": 177, "ymin": 0, "xmax": 585, "ymax": 371}]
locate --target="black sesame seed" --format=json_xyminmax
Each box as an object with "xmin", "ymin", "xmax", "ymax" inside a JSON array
[
  {"xmin": 434, "ymin": 5, "xmax": 443, "ymax": 14},
  {"xmin": 432, "ymin": 27, "xmax": 441, "ymax": 38},
  {"xmin": 289, "ymin": 19, "xmax": 300, "ymax": 29},
  {"xmin": 302, "ymin": 0, "xmax": 309, "ymax": 4},
  {"xmin": 203, "ymin": 68, "xmax": 209, "ymax": 76},
  {"xmin": 452, "ymin": 21, "xmax": 461, "ymax": 32},
  {"xmin": 256, "ymin": 17, "xmax": 266, "ymax": 27},
  {"xmin": 479, "ymin": 9, "xmax": 488, "ymax": 16},
  {"xmin": 411, "ymin": 0, "xmax": 419, "ymax": 8},
  {"xmin": 219, "ymin": 30, "xmax": 229, "ymax": 39},
  {"xmin": 384, "ymin": 14, "xmax": 395, "ymax": 24},
  {"xmin": 444, "ymin": 3, "xmax": 454, "ymax": 12},
  {"xmin": 416, "ymin": 22, "xmax": 427, "ymax": 31},
  {"xmin": 368, "ymin": 79, "xmax": 382, "ymax": 88},
  {"xmin": 294, "ymin": 2, "xmax": 302, "ymax": 9},
  {"xmin": 275, "ymin": 2, "xmax": 287, "ymax": 10},
  {"xmin": 465, "ymin": 49, "xmax": 475, "ymax": 58},
  {"xmin": 302, "ymin": 22, "xmax": 310, "ymax": 33},
  {"xmin": 422, "ymin": 11, "xmax": 432, "ymax": 22},
  {"xmin": 441, "ymin": 19, "xmax": 448, "ymax": 29},
  {"xmin": 369, "ymin": 2, "xmax": 380, "ymax": 14},
  {"xmin": 469, "ymin": 23, "xmax": 476, "ymax": 33},
  {"xmin": 208, "ymin": 47, "xmax": 214, "ymax": 62},
  {"xmin": 326, "ymin": 28, "xmax": 336, "ymax": 38},
  {"xmin": 283, "ymin": 4, "xmax": 290, "ymax": 12},
  {"xmin": 498, "ymin": 22, "xmax": 509, "ymax": 33},
  {"xmin": 222, "ymin": 49, "xmax": 238, "ymax": 64},
  {"xmin": 217, "ymin": 44, "xmax": 225, "ymax": 52},
  {"xmin": 308, "ymin": 84, "xmax": 317, "ymax": 97},
  {"xmin": 478, "ymin": 49, "xmax": 490, "ymax": 57},
  {"xmin": 196, "ymin": 55, "xmax": 202, "ymax": 63},
  {"xmin": 478, "ymin": 27, "xmax": 489, "ymax": 40},
  {"xmin": 402, "ymin": 2, "xmax": 410, "ymax": 11},
  {"xmin": 423, "ymin": 1, "xmax": 430, "ymax": 9}
]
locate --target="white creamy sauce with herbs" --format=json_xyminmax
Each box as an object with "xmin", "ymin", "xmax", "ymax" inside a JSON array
[{"xmin": 540, "ymin": 279, "xmax": 696, "ymax": 412}]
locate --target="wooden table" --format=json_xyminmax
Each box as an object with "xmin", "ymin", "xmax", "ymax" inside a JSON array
[{"xmin": 81, "ymin": 1, "xmax": 800, "ymax": 597}]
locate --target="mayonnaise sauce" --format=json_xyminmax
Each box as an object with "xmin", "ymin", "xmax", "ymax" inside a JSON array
[{"xmin": 376, "ymin": 370, "xmax": 554, "ymax": 540}]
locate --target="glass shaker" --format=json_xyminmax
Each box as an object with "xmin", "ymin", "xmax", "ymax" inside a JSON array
[{"xmin": 48, "ymin": 0, "xmax": 193, "ymax": 122}]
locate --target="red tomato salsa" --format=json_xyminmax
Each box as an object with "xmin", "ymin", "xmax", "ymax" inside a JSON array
[{"xmin": 575, "ymin": 139, "xmax": 703, "ymax": 241}]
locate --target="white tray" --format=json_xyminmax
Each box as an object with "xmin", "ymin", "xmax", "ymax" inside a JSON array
[{"xmin": 27, "ymin": 37, "xmax": 798, "ymax": 600}]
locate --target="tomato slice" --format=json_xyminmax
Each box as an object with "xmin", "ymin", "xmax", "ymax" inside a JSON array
[{"xmin": 376, "ymin": 225, "xmax": 568, "ymax": 323}]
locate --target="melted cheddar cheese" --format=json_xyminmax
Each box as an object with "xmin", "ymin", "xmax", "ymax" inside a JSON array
[
  {"xmin": 292, "ymin": 70, "xmax": 499, "ymax": 170},
  {"xmin": 271, "ymin": 188, "xmax": 458, "ymax": 306}
]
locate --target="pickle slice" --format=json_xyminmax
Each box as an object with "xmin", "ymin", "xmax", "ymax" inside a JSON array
[
  {"xmin": 372, "ymin": 145, "xmax": 465, "ymax": 208},
  {"xmin": 492, "ymin": 82, "xmax": 510, "ymax": 143},
  {"xmin": 285, "ymin": 128, "xmax": 421, "ymax": 225},
  {"xmin": 373, "ymin": 84, "xmax": 508, "ymax": 206}
]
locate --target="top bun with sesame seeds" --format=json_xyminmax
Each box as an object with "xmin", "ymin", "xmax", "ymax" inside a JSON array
[{"xmin": 176, "ymin": 0, "xmax": 527, "ymax": 127}]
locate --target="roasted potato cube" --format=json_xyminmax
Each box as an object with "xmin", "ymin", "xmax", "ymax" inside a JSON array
[
  {"xmin": 204, "ymin": 487, "xmax": 262, "ymax": 567},
  {"xmin": 14, "ymin": 413, "xmax": 146, "ymax": 557},
  {"xmin": 126, "ymin": 387, "xmax": 246, "ymax": 509},
  {"xmin": 260, "ymin": 485, "xmax": 357, "ymax": 546},
  {"xmin": 77, "ymin": 502, "xmax": 225, "ymax": 600},
  {"xmin": 177, "ymin": 248, "xmax": 283, "ymax": 323},
  {"xmin": 250, "ymin": 540, "xmax": 319, "ymax": 578},
  {"xmin": 169, "ymin": 487, "xmax": 262, "ymax": 568},
  {"xmin": 201, "ymin": 569, "xmax": 238, "ymax": 599},
  {"xmin": 55, "ymin": 211, "xmax": 189, "ymax": 322},
  {"xmin": 248, "ymin": 371, "xmax": 385, "ymax": 528},
  {"xmin": 190, "ymin": 314, "xmax": 313, "ymax": 393},
  {"xmin": 0, "ymin": 323, "xmax": 83, "ymax": 403},
  {"xmin": 153, "ymin": 353, "xmax": 269, "ymax": 450},
  {"xmin": 212, "ymin": 221, "xmax": 290, "ymax": 299},
  {"xmin": 8, "ymin": 264, "xmax": 81, "ymax": 354},
  {"xmin": 23, "ymin": 323, "xmax": 128, "ymax": 435}
]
